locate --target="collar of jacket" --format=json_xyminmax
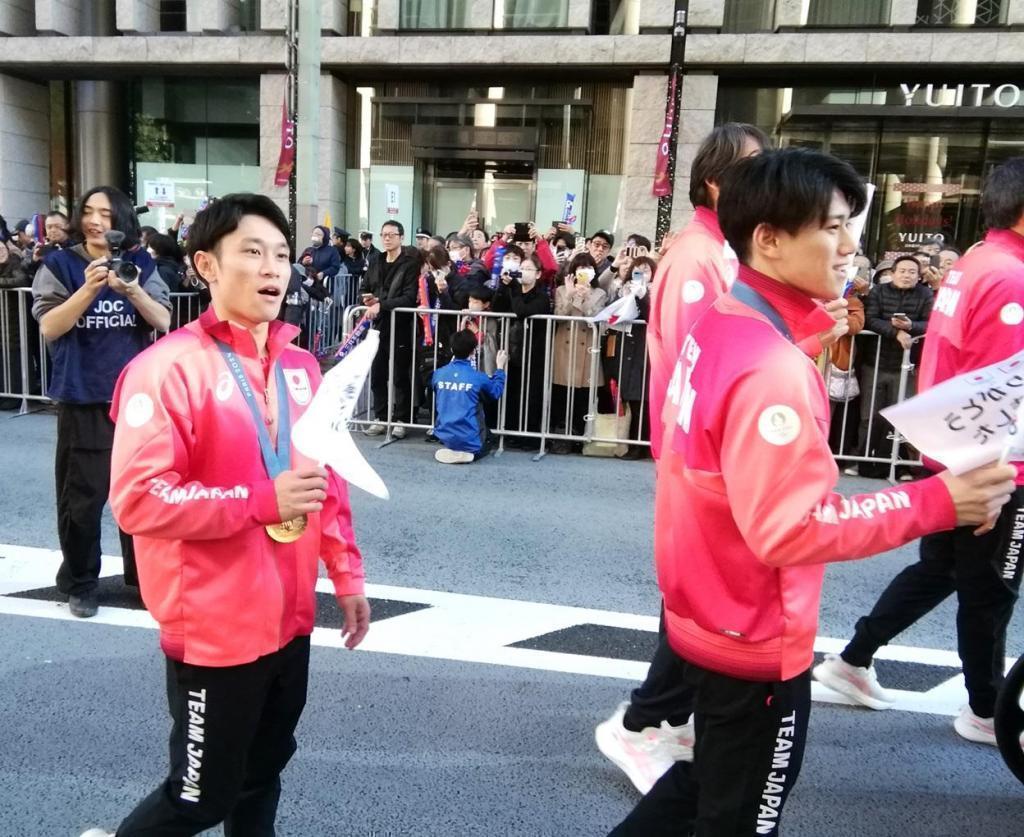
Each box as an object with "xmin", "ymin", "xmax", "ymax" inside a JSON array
[
  {"xmin": 736, "ymin": 264, "xmax": 836, "ymax": 344},
  {"xmin": 984, "ymin": 228, "xmax": 1024, "ymax": 261},
  {"xmin": 198, "ymin": 305, "xmax": 299, "ymax": 361},
  {"xmin": 693, "ymin": 206, "xmax": 725, "ymax": 244}
]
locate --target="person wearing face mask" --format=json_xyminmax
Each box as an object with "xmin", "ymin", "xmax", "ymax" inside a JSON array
[
  {"xmin": 446, "ymin": 233, "xmax": 490, "ymax": 307},
  {"xmin": 493, "ymin": 250, "xmax": 551, "ymax": 447},
  {"xmin": 603, "ymin": 256, "xmax": 656, "ymax": 460},
  {"xmin": 30, "ymin": 185, "xmax": 173, "ymax": 618},
  {"xmin": 485, "ymin": 222, "xmax": 560, "ymax": 297},
  {"xmin": 550, "ymin": 253, "xmax": 607, "ymax": 452},
  {"xmin": 299, "ymin": 225, "xmax": 341, "ymax": 285},
  {"xmin": 415, "ymin": 247, "xmax": 460, "ymax": 427}
]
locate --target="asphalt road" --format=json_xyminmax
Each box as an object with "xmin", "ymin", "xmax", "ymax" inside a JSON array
[{"xmin": 0, "ymin": 409, "xmax": 1021, "ymax": 836}]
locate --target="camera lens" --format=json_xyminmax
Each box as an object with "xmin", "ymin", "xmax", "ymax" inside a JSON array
[{"xmin": 115, "ymin": 261, "xmax": 139, "ymax": 282}]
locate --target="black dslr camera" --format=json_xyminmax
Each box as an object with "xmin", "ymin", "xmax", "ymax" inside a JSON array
[{"xmin": 104, "ymin": 230, "xmax": 140, "ymax": 282}]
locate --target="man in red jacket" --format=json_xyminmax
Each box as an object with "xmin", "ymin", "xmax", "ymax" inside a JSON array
[
  {"xmin": 80, "ymin": 194, "xmax": 370, "ymax": 837},
  {"xmin": 816, "ymin": 157, "xmax": 1024, "ymax": 745},
  {"xmin": 609, "ymin": 148, "xmax": 1015, "ymax": 836}
]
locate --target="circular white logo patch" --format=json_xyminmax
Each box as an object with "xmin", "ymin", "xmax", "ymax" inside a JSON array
[
  {"xmin": 284, "ymin": 368, "xmax": 312, "ymax": 406},
  {"xmin": 124, "ymin": 393, "xmax": 154, "ymax": 428},
  {"xmin": 757, "ymin": 405, "xmax": 801, "ymax": 446},
  {"xmin": 1000, "ymin": 302, "xmax": 1024, "ymax": 326},
  {"xmin": 215, "ymin": 371, "xmax": 233, "ymax": 402},
  {"xmin": 682, "ymin": 280, "xmax": 705, "ymax": 304}
]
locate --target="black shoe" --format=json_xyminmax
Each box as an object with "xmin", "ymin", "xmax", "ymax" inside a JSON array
[
  {"xmin": 68, "ymin": 591, "xmax": 98, "ymax": 619},
  {"xmin": 549, "ymin": 440, "xmax": 572, "ymax": 455},
  {"xmin": 620, "ymin": 446, "xmax": 649, "ymax": 461}
]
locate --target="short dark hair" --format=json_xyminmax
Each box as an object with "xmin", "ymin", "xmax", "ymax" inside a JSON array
[
  {"xmin": 553, "ymin": 232, "xmax": 576, "ymax": 250},
  {"xmin": 626, "ymin": 233, "xmax": 652, "ymax": 250},
  {"xmin": 73, "ymin": 186, "xmax": 142, "ymax": 249},
  {"xmin": 451, "ymin": 329, "xmax": 478, "ymax": 359},
  {"xmin": 982, "ymin": 157, "xmax": 1024, "ymax": 230},
  {"xmin": 45, "ymin": 210, "xmax": 69, "ymax": 222},
  {"xmin": 468, "ymin": 285, "xmax": 493, "ymax": 304},
  {"xmin": 891, "ymin": 255, "xmax": 921, "ymax": 274},
  {"xmin": 148, "ymin": 232, "xmax": 182, "ymax": 262},
  {"xmin": 382, "ymin": 220, "xmax": 404, "ymax": 237},
  {"xmin": 561, "ymin": 252, "xmax": 599, "ymax": 286},
  {"xmin": 689, "ymin": 123, "xmax": 772, "ymax": 210},
  {"xmin": 939, "ymin": 245, "xmax": 961, "ymax": 257},
  {"xmin": 718, "ymin": 148, "xmax": 868, "ymax": 263},
  {"xmin": 186, "ymin": 193, "xmax": 291, "ymax": 278},
  {"xmin": 346, "ymin": 237, "xmax": 361, "ymax": 251},
  {"xmin": 429, "ymin": 235, "xmax": 447, "ymax": 249},
  {"xmin": 139, "ymin": 225, "xmax": 158, "ymax": 238},
  {"xmin": 425, "ymin": 246, "xmax": 450, "ymax": 271},
  {"xmin": 503, "ymin": 244, "xmax": 526, "ymax": 261},
  {"xmin": 589, "ymin": 230, "xmax": 614, "ymax": 247}
]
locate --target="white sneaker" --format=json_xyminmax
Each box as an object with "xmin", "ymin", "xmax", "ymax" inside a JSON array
[
  {"xmin": 843, "ymin": 465, "xmax": 860, "ymax": 476},
  {"xmin": 364, "ymin": 422, "xmax": 385, "ymax": 436},
  {"xmin": 594, "ymin": 702, "xmax": 688, "ymax": 794},
  {"xmin": 80, "ymin": 830, "xmax": 116, "ymax": 837},
  {"xmin": 813, "ymin": 653, "xmax": 894, "ymax": 710},
  {"xmin": 435, "ymin": 448, "xmax": 474, "ymax": 464},
  {"xmin": 954, "ymin": 706, "xmax": 996, "ymax": 746},
  {"xmin": 391, "ymin": 425, "xmax": 406, "ymax": 439}
]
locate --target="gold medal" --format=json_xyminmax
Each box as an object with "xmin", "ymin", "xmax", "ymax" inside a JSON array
[{"xmin": 265, "ymin": 515, "xmax": 308, "ymax": 543}]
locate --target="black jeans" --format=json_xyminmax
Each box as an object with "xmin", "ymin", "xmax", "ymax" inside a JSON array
[
  {"xmin": 842, "ymin": 488, "xmax": 1024, "ymax": 718},
  {"xmin": 624, "ymin": 611, "xmax": 694, "ymax": 731},
  {"xmin": 54, "ymin": 402, "xmax": 137, "ymax": 595},
  {"xmin": 611, "ymin": 664, "xmax": 811, "ymax": 837},
  {"xmin": 117, "ymin": 635, "xmax": 311, "ymax": 836},
  {"xmin": 371, "ymin": 326, "xmax": 413, "ymax": 423}
]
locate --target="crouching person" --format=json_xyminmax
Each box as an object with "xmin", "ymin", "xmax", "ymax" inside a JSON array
[{"xmin": 432, "ymin": 328, "xmax": 507, "ymax": 464}]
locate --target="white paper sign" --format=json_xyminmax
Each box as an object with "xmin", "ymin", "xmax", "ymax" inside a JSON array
[
  {"xmin": 144, "ymin": 180, "xmax": 175, "ymax": 208},
  {"xmin": 591, "ymin": 294, "xmax": 639, "ymax": 333},
  {"xmin": 881, "ymin": 349, "xmax": 1024, "ymax": 474},
  {"xmin": 844, "ymin": 182, "xmax": 876, "ymax": 283},
  {"xmin": 385, "ymin": 184, "xmax": 400, "ymax": 217},
  {"xmin": 291, "ymin": 330, "xmax": 390, "ymax": 499}
]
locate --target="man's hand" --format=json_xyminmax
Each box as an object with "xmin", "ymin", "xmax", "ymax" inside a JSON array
[
  {"xmin": 338, "ymin": 594, "xmax": 370, "ymax": 649},
  {"xmin": 273, "ymin": 467, "xmax": 328, "ymax": 521},
  {"xmin": 107, "ymin": 274, "xmax": 141, "ymax": 297},
  {"xmin": 503, "ymin": 223, "xmax": 516, "ymax": 241},
  {"xmin": 32, "ymin": 243, "xmax": 45, "ymax": 263},
  {"xmin": 496, "ymin": 349, "xmax": 508, "ymax": 370},
  {"xmin": 852, "ymin": 275, "xmax": 870, "ymax": 295},
  {"xmin": 84, "ymin": 258, "xmax": 111, "ymax": 292},
  {"xmin": 818, "ymin": 298, "xmax": 849, "ymax": 350},
  {"xmin": 896, "ymin": 330, "xmax": 913, "ymax": 351},
  {"xmin": 938, "ymin": 463, "xmax": 1016, "ymax": 535},
  {"xmin": 366, "ymin": 302, "xmax": 381, "ymax": 320},
  {"xmin": 891, "ymin": 315, "xmax": 911, "ymax": 331},
  {"xmin": 612, "ymin": 246, "xmax": 630, "ymax": 269},
  {"xmin": 528, "ymin": 221, "xmax": 539, "ymax": 240},
  {"xmin": 435, "ymin": 276, "xmax": 448, "ymax": 294}
]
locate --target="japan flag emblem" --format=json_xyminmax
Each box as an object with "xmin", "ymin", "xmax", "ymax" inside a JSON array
[{"xmin": 284, "ymin": 368, "xmax": 312, "ymax": 405}]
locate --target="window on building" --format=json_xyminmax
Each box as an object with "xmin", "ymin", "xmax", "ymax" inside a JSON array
[
  {"xmin": 159, "ymin": 0, "xmax": 186, "ymax": 32},
  {"xmin": 806, "ymin": 0, "xmax": 890, "ymax": 25},
  {"xmin": 916, "ymin": 0, "xmax": 1007, "ymax": 26},
  {"xmin": 723, "ymin": 0, "xmax": 778, "ymax": 32},
  {"xmin": 399, "ymin": 0, "xmax": 470, "ymax": 29},
  {"xmin": 239, "ymin": 0, "xmax": 261, "ymax": 30},
  {"xmin": 496, "ymin": 0, "xmax": 570, "ymax": 29}
]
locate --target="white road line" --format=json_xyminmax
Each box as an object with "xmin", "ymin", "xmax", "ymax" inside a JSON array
[{"xmin": 0, "ymin": 542, "xmax": 996, "ymax": 717}]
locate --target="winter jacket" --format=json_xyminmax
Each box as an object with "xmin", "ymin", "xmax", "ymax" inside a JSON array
[
  {"xmin": 432, "ymin": 358, "xmax": 506, "ymax": 454},
  {"xmin": 863, "ymin": 281, "xmax": 934, "ymax": 371},
  {"xmin": 492, "ymin": 281, "xmax": 551, "ymax": 364},
  {"xmin": 553, "ymin": 283, "xmax": 606, "ymax": 388},
  {"xmin": 359, "ymin": 248, "xmax": 420, "ymax": 334},
  {"xmin": 109, "ymin": 306, "xmax": 365, "ymax": 667},
  {"xmin": 604, "ymin": 290, "xmax": 650, "ymax": 403},
  {"xmin": 300, "ymin": 226, "xmax": 342, "ymax": 280},
  {"xmin": 828, "ymin": 294, "xmax": 865, "ymax": 372},
  {"xmin": 919, "ymin": 228, "xmax": 1024, "ymax": 484}
]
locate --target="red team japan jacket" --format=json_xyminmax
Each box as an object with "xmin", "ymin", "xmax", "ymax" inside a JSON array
[
  {"xmin": 109, "ymin": 307, "xmax": 365, "ymax": 667},
  {"xmin": 657, "ymin": 266, "xmax": 957, "ymax": 682},
  {"xmin": 918, "ymin": 228, "xmax": 1024, "ymax": 484}
]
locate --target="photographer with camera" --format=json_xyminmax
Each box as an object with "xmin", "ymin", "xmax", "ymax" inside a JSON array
[{"xmin": 31, "ymin": 186, "xmax": 172, "ymax": 618}]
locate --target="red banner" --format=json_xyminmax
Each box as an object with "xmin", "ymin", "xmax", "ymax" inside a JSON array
[
  {"xmin": 652, "ymin": 74, "xmax": 678, "ymax": 198},
  {"xmin": 274, "ymin": 96, "xmax": 295, "ymax": 187}
]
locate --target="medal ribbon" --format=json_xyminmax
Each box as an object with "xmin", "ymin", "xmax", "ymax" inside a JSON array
[{"xmin": 214, "ymin": 339, "xmax": 292, "ymax": 478}]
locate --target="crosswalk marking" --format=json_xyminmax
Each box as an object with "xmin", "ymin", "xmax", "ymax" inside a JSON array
[{"xmin": 1, "ymin": 542, "xmax": 1002, "ymax": 718}]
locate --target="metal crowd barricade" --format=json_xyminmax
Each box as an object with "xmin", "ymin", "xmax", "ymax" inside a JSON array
[
  {"xmin": 168, "ymin": 292, "xmax": 204, "ymax": 331},
  {"xmin": 823, "ymin": 329, "xmax": 924, "ymax": 482},
  {"xmin": 0, "ymin": 287, "xmax": 48, "ymax": 413}
]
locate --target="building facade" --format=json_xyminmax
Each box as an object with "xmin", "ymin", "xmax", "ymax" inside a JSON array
[{"xmin": 1, "ymin": 0, "xmax": 1023, "ymax": 260}]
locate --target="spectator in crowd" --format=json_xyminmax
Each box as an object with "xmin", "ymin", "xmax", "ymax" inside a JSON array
[
  {"xmin": 331, "ymin": 225, "xmax": 350, "ymax": 252},
  {"xmin": 827, "ymin": 275, "xmax": 866, "ymax": 457},
  {"xmin": 550, "ymin": 227, "xmax": 576, "ymax": 267},
  {"xmin": 598, "ymin": 240, "xmax": 650, "ymax": 296},
  {"xmin": 431, "ymin": 329, "xmax": 508, "ymax": 464},
  {"xmin": 484, "ymin": 222, "xmax": 559, "ymax": 295},
  {"xmin": 873, "ymin": 258, "xmax": 894, "ymax": 284},
  {"xmin": 139, "ymin": 225, "xmax": 157, "ymax": 248},
  {"xmin": 913, "ymin": 249, "xmax": 944, "ymax": 291},
  {"xmin": 0, "ymin": 237, "xmax": 32, "ymax": 409},
  {"xmin": 817, "ymin": 156, "xmax": 1024, "ymax": 749},
  {"xmin": 340, "ymin": 236, "xmax": 365, "ymax": 278},
  {"xmin": 446, "ymin": 233, "xmax": 490, "ymax": 307},
  {"xmin": 845, "ymin": 254, "xmax": 933, "ymax": 478},
  {"xmin": 551, "ymin": 252, "xmax": 607, "ymax": 452},
  {"xmin": 300, "ymin": 225, "xmax": 341, "ymax": 283},
  {"xmin": 604, "ymin": 255, "xmax": 656, "ymax": 459},
  {"xmin": 146, "ymin": 233, "xmax": 185, "ymax": 294},
  {"xmin": 586, "ymin": 229, "xmax": 615, "ymax": 272},
  {"xmin": 13, "ymin": 218, "xmax": 35, "ymax": 251},
  {"xmin": 938, "ymin": 245, "xmax": 960, "ymax": 280},
  {"xmin": 493, "ymin": 251, "xmax": 550, "ymax": 447},
  {"xmin": 415, "ymin": 246, "xmax": 459, "ymax": 428},
  {"xmin": 31, "ymin": 185, "xmax": 172, "ymax": 618},
  {"xmin": 461, "ymin": 285, "xmax": 499, "ymax": 375},
  {"xmin": 428, "ymin": 234, "xmax": 447, "ymax": 251},
  {"xmin": 469, "ymin": 228, "xmax": 489, "ymax": 259},
  {"xmin": 0, "ymin": 213, "xmax": 13, "ymax": 245},
  {"xmin": 360, "ymin": 220, "xmax": 419, "ymax": 437},
  {"xmin": 23, "ymin": 210, "xmax": 71, "ymax": 283},
  {"xmin": 359, "ymin": 230, "xmax": 380, "ymax": 267},
  {"xmin": 624, "ymin": 233, "xmax": 652, "ymax": 253},
  {"xmin": 415, "ymin": 227, "xmax": 433, "ymax": 251},
  {"xmin": 918, "ymin": 236, "xmax": 943, "ymax": 257}
]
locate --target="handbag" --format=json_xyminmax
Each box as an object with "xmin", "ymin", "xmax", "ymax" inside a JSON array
[{"xmin": 827, "ymin": 363, "xmax": 860, "ymax": 403}]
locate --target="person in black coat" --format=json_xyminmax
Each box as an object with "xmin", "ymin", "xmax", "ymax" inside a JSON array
[
  {"xmin": 359, "ymin": 221, "xmax": 421, "ymax": 432},
  {"xmin": 147, "ymin": 233, "xmax": 185, "ymax": 293}
]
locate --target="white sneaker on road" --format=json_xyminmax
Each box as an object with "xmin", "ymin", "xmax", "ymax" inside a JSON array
[
  {"xmin": 391, "ymin": 425, "xmax": 407, "ymax": 439},
  {"xmin": 364, "ymin": 422, "xmax": 385, "ymax": 436},
  {"xmin": 954, "ymin": 706, "xmax": 996, "ymax": 746},
  {"xmin": 80, "ymin": 830, "xmax": 116, "ymax": 837},
  {"xmin": 843, "ymin": 465, "xmax": 860, "ymax": 476},
  {"xmin": 813, "ymin": 653, "xmax": 894, "ymax": 710},
  {"xmin": 435, "ymin": 448, "xmax": 474, "ymax": 464},
  {"xmin": 594, "ymin": 702, "xmax": 692, "ymax": 795}
]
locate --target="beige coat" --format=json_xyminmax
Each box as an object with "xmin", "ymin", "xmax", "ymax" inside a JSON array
[{"xmin": 552, "ymin": 284, "xmax": 607, "ymax": 388}]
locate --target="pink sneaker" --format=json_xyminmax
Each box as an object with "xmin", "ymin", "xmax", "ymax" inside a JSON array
[
  {"xmin": 813, "ymin": 653, "xmax": 894, "ymax": 710},
  {"xmin": 595, "ymin": 703, "xmax": 687, "ymax": 794},
  {"xmin": 954, "ymin": 706, "xmax": 996, "ymax": 746}
]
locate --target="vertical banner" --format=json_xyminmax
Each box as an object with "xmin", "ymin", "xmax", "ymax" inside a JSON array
[
  {"xmin": 652, "ymin": 73, "xmax": 678, "ymax": 199},
  {"xmin": 274, "ymin": 95, "xmax": 296, "ymax": 188},
  {"xmin": 385, "ymin": 184, "xmax": 400, "ymax": 217}
]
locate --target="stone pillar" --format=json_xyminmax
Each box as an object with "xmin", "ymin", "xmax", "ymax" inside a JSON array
[
  {"xmin": 621, "ymin": 73, "xmax": 667, "ymax": 239},
  {"xmin": 639, "ymin": 0, "xmax": 674, "ymax": 29},
  {"xmin": 567, "ymin": 0, "xmax": 590, "ymax": 29},
  {"xmin": 321, "ymin": 0, "xmax": 347, "ymax": 33},
  {"xmin": 773, "ymin": 0, "xmax": 804, "ymax": 27},
  {"xmin": 187, "ymin": 0, "xmax": 240, "ymax": 33},
  {"xmin": 260, "ymin": 0, "xmax": 288, "ymax": 32},
  {"xmin": 35, "ymin": 0, "xmax": 86, "ymax": 35},
  {"xmin": 259, "ymin": 73, "xmax": 290, "ymax": 217},
  {"xmin": 73, "ymin": 81, "xmax": 124, "ymax": 193},
  {"xmin": 319, "ymin": 74, "xmax": 347, "ymax": 226},
  {"xmin": 689, "ymin": 0, "xmax": 726, "ymax": 28},
  {"xmin": 0, "ymin": 0, "xmax": 35, "ymax": 35},
  {"xmin": 671, "ymin": 74, "xmax": 719, "ymax": 232},
  {"xmin": 0, "ymin": 74, "xmax": 51, "ymax": 219},
  {"xmin": 889, "ymin": 0, "xmax": 919, "ymax": 25},
  {"xmin": 376, "ymin": 0, "xmax": 398, "ymax": 30},
  {"xmin": 469, "ymin": 0, "xmax": 491, "ymax": 29},
  {"xmin": 1007, "ymin": 0, "xmax": 1024, "ymax": 23},
  {"xmin": 115, "ymin": 0, "xmax": 160, "ymax": 33}
]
